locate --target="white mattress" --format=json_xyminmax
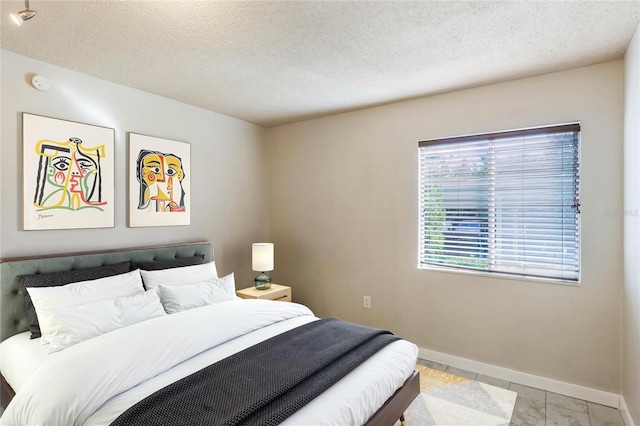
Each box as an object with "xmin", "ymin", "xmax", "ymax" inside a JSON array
[{"xmin": 1, "ymin": 300, "xmax": 417, "ymax": 425}]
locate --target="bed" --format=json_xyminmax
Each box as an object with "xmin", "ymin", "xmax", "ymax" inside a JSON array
[{"xmin": 0, "ymin": 242, "xmax": 419, "ymax": 425}]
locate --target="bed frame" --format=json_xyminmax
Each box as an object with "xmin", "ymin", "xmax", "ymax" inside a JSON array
[{"xmin": 0, "ymin": 242, "xmax": 419, "ymax": 424}]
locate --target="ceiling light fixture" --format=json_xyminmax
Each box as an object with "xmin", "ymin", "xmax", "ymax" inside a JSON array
[{"xmin": 11, "ymin": 0, "xmax": 36, "ymax": 26}]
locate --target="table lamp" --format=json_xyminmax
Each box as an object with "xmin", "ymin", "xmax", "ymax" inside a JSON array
[{"xmin": 252, "ymin": 243, "xmax": 274, "ymax": 290}]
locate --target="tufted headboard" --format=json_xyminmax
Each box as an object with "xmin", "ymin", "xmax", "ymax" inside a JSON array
[{"xmin": 0, "ymin": 241, "xmax": 213, "ymax": 343}]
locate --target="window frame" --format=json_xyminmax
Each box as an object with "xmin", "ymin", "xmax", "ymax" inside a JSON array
[{"xmin": 417, "ymin": 123, "xmax": 582, "ymax": 285}]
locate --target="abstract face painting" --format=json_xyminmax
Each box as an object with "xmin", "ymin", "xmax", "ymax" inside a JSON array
[
  {"xmin": 136, "ymin": 149, "xmax": 186, "ymax": 212},
  {"xmin": 129, "ymin": 133, "xmax": 191, "ymax": 227},
  {"xmin": 34, "ymin": 137, "xmax": 106, "ymax": 211},
  {"xmin": 23, "ymin": 114, "xmax": 115, "ymax": 231}
]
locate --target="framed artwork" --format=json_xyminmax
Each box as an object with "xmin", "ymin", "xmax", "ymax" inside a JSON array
[
  {"xmin": 22, "ymin": 113, "xmax": 115, "ymax": 231},
  {"xmin": 128, "ymin": 133, "xmax": 191, "ymax": 227}
]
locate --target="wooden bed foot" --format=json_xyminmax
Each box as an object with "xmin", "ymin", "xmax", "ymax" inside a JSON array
[
  {"xmin": 399, "ymin": 414, "xmax": 406, "ymax": 426},
  {"xmin": 1, "ymin": 373, "xmax": 15, "ymax": 410}
]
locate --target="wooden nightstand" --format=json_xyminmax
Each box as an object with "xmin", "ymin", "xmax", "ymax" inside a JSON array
[{"xmin": 236, "ymin": 284, "xmax": 292, "ymax": 302}]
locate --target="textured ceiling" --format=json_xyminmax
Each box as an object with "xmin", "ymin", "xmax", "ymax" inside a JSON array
[{"xmin": 1, "ymin": 1, "xmax": 639, "ymax": 127}]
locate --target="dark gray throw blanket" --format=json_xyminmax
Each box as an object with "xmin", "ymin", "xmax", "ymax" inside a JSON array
[{"xmin": 110, "ymin": 318, "xmax": 400, "ymax": 426}]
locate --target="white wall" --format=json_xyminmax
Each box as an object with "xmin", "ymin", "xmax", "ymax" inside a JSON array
[
  {"xmin": 623, "ymin": 23, "xmax": 640, "ymax": 424},
  {"xmin": 1, "ymin": 50, "xmax": 269, "ymax": 285},
  {"xmin": 268, "ymin": 61, "xmax": 624, "ymax": 392}
]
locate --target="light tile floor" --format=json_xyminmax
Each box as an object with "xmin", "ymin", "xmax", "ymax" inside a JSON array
[{"xmin": 418, "ymin": 358, "xmax": 626, "ymax": 426}]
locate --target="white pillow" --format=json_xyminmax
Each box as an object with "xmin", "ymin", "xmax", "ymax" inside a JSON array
[
  {"xmin": 140, "ymin": 261, "xmax": 218, "ymax": 290},
  {"xmin": 38, "ymin": 289, "xmax": 166, "ymax": 353},
  {"xmin": 157, "ymin": 273, "xmax": 236, "ymax": 314},
  {"xmin": 26, "ymin": 270, "xmax": 145, "ymax": 344}
]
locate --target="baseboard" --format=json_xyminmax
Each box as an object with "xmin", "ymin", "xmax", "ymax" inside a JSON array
[
  {"xmin": 418, "ymin": 347, "xmax": 620, "ymax": 409},
  {"xmin": 620, "ymin": 396, "xmax": 638, "ymax": 426}
]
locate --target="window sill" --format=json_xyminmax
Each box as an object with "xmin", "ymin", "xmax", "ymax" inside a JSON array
[{"xmin": 417, "ymin": 264, "xmax": 581, "ymax": 287}]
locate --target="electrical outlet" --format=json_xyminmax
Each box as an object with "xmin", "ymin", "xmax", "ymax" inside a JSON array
[{"xmin": 363, "ymin": 296, "xmax": 371, "ymax": 309}]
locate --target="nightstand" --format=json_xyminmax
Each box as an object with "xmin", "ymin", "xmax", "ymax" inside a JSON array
[{"xmin": 236, "ymin": 284, "xmax": 291, "ymax": 302}]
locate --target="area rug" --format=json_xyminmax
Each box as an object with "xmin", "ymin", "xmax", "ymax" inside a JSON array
[{"xmin": 396, "ymin": 364, "xmax": 517, "ymax": 426}]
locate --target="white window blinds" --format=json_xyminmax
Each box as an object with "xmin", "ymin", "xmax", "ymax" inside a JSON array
[{"xmin": 418, "ymin": 124, "xmax": 580, "ymax": 281}]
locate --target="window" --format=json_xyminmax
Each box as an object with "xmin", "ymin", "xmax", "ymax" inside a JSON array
[{"xmin": 418, "ymin": 123, "xmax": 581, "ymax": 282}]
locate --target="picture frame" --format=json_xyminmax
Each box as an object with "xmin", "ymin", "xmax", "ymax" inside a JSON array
[
  {"xmin": 128, "ymin": 133, "xmax": 191, "ymax": 227},
  {"xmin": 22, "ymin": 113, "xmax": 115, "ymax": 231}
]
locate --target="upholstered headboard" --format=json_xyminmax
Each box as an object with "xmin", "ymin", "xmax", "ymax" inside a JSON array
[{"xmin": 0, "ymin": 241, "xmax": 213, "ymax": 342}]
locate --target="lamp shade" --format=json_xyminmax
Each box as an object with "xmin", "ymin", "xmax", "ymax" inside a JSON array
[{"xmin": 252, "ymin": 243, "xmax": 274, "ymax": 272}]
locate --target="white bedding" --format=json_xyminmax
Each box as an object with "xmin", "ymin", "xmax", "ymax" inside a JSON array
[
  {"xmin": 0, "ymin": 332, "xmax": 49, "ymax": 392},
  {"xmin": 1, "ymin": 300, "xmax": 417, "ymax": 426}
]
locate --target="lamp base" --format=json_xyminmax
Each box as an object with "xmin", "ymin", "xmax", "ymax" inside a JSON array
[{"xmin": 254, "ymin": 272, "xmax": 272, "ymax": 290}]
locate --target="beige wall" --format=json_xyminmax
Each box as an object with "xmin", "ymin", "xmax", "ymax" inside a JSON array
[
  {"xmin": 623, "ymin": 23, "xmax": 640, "ymax": 424},
  {"xmin": 268, "ymin": 61, "xmax": 624, "ymax": 392},
  {"xmin": 0, "ymin": 50, "xmax": 269, "ymax": 285}
]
